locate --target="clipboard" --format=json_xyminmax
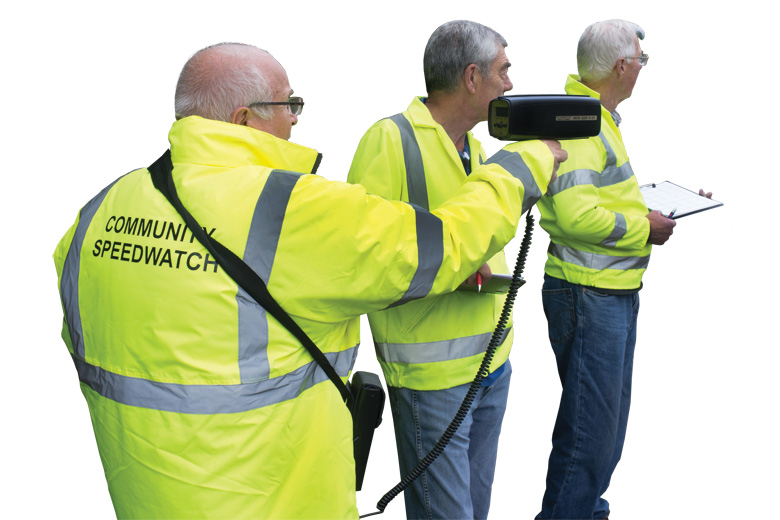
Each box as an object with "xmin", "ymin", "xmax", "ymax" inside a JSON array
[
  {"xmin": 458, "ymin": 274, "xmax": 523, "ymax": 294},
  {"xmin": 639, "ymin": 181, "xmax": 723, "ymax": 219}
]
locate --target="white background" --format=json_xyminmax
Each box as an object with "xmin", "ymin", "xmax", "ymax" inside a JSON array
[{"xmin": 3, "ymin": 1, "xmax": 776, "ymax": 518}]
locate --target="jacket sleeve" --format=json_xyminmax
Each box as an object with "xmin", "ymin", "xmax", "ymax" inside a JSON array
[
  {"xmin": 271, "ymin": 134, "xmax": 557, "ymax": 322},
  {"xmin": 544, "ymin": 138, "xmax": 651, "ymax": 249},
  {"xmin": 484, "ymin": 140, "xmax": 556, "ymax": 214},
  {"xmin": 53, "ymin": 215, "xmax": 81, "ymax": 355},
  {"xmin": 270, "ymin": 165, "xmax": 531, "ymax": 322}
]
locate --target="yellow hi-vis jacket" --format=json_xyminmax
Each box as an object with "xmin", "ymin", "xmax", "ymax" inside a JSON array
[
  {"xmin": 538, "ymin": 76, "xmax": 653, "ymax": 290},
  {"xmin": 53, "ymin": 115, "xmax": 545, "ymax": 519},
  {"xmin": 348, "ymin": 97, "xmax": 556, "ymax": 390}
]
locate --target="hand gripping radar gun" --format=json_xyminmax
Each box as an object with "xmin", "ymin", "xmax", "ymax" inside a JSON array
[{"xmin": 360, "ymin": 95, "xmax": 601, "ymax": 518}]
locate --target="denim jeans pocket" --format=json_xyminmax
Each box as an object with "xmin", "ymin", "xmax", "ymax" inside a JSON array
[{"xmin": 542, "ymin": 287, "xmax": 575, "ymax": 344}]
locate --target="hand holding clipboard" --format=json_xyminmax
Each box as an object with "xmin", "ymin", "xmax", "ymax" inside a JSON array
[
  {"xmin": 641, "ymin": 181, "xmax": 722, "ymax": 245},
  {"xmin": 640, "ymin": 181, "xmax": 723, "ymax": 219}
]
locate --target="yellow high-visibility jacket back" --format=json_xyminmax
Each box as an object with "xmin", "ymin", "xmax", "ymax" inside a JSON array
[{"xmin": 53, "ymin": 116, "xmax": 537, "ymax": 519}]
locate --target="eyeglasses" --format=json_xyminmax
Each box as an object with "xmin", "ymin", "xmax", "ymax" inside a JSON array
[
  {"xmin": 248, "ymin": 96, "xmax": 304, "ymax": 116},
  {"xmin": 624, "ymin": 53, "xmax": 649, "ymax": 66}
]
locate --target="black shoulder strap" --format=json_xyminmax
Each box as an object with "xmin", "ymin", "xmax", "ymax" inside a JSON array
[{"xmin": 148, "ymin": 150, "xmax": 353, "ymax": 408}]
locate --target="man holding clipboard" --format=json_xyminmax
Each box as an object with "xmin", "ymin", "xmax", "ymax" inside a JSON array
[{"xmin": 533, "ymin": 19, "xmax": 715, "ymax": 520}]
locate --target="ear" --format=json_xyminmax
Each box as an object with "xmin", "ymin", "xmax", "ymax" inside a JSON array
[
  {"xmin": 615, "ymin": 57, "xmax": 628, "ymax": 76},
  {"xmin": 230, "ymin": 106, "xmax": 252, "ymax": 126},
  {"xmin": 463, "ymin": 63, "xmax": 480, "ymax": 94}
]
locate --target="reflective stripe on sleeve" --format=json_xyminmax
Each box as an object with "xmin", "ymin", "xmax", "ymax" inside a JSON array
[
  {"xmin": 73, "ymin": 345, "xmax": 358, "ymax": 414},
  {"xmin": 388, "ymin": 205, "xmax": 444, "ymax": 308},
  {"xmin": 600, "ymin": 212, "xmax": 628, "ymax": 247},
  {"xmin": 388, "ymin": 113, "xmax": 429, "ymax": 210},
  {"xmin": 375, "ymin": 327, "xmax": 511, "ymax": 364},
  {"xmin": 548, "ymin": 168, "xmax": 598, "ymax": 196},
  {"xmin": 61, "ymin": 177, "xmax": 124, "ymax": 359},
  {"xmin": 548, "ymin": 242, "xmax": 650, "ymax": 271},
  {"xmin": 239, "ymin": 170, "xmax": 303, "ymax": 383},
  {"xmin": 548, "ymin": 164, "xmax": 635, "ymax": 195},
  {"xmin": 484, "ymin": 149, "xmax": 542, "ymax": 214},
  {"xmin": 548, "ymin": 132, "xmax": 635, "ymax": 197}
]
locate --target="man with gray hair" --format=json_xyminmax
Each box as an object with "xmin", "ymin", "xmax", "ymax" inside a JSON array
[
  {"xmin": 53, "ymin": 42, "xmax": 563, "ymax": 519},
  {"xmin": 348, "ymin": 20, "xmax": 565, "ymax": 519},
  {"xmin": 534, "ymin": 20, "xmax": 676, "ymax": 519}
]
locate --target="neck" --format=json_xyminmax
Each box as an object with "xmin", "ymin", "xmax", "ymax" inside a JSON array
[
  {"xmin": 583, "ymin": 77, "xmax": 622, "ymax": 113},
  {"xmin": 425, "ymin": 93, "xmax": 480, "ymax": 151}
]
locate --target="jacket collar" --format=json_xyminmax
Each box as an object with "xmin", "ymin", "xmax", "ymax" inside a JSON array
[
  {"xmin": 168, "ymin": 116, "xmax": 322, "ymax": 174},
  {"xmin": 565, "ymin": 74, "xmax": 600, "ymax": 99},
  {"xmin": 564, "ymin": 75, "xmax": 623, "ymax": 131},
  {"xmin": 404, "ymin": 96, "xmax": 482, "ymax": 155},
  {"xmin": 406, "ymin": 96, "xmax": 439, "ymax": 128}
]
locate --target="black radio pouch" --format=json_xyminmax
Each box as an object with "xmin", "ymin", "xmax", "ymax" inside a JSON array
[
  {"xmin": 349, "ymin": 371, "xmax": 385, "ymax": 490},
  {"xmin": 148, "ymin": 150, "xmax": 384, "ymax": 488}
]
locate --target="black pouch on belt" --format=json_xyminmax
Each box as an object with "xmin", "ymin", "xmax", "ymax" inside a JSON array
[{"xmin": 349, "ymin": 371, "xmax": 385, "ymax": 491}]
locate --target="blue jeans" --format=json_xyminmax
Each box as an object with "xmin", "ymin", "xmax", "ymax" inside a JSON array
[
  {"xmin": 536, "ymin": 276, "xmax": 639, "ymax": 520},
  {"xmin": 389, "ymin": 360, "xmax": 512, "ymax": 520}
]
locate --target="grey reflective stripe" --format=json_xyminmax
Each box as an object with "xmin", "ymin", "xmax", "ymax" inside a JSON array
[
  {"xmin": 548, "ymin": 242, "xmax": 650, "ymax": 271},
  {"xmin": 388, "ymin": 113, "xmax": 428, "ymax": 210},
  {"xmin": 548, "ymin": 133, "xmax": 634, "ymax": 197},
  {"xmin": 598, "ymin": 132, "xmax": 616, "ymax": 168},
  {"xmin": 388, "ymin": 206, "xmax": 444, "ymax": 308},
  {"xmin": 73, "ymin": 346, "xmax": 358, "ymax": 414},
  {"xmin": 238, "ymin": 170, "xmax": 303, "ymax": 383},
  {"xmin": 375, "ymin": 327, "xmax": 511, "ymax": 364},
  {"xmin": 598, "ymin": 131, "xmax": 635, "ymax": 187},
  {"xmin": 601, "ymin": 212, "xmax": 627, "ymax": 247},
  {"xmin": 485, "ymin": 149, "xmax": 542, "ymax": 214},
  {"xmin": 548, "ymin": 168, "xmax": 599, "ymax": 196},
  {"xmin": 61, "ymin": 176, "xmax": 124, "ymax": 358}
]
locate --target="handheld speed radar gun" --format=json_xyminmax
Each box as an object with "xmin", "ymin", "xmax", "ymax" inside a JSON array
[{"xmin": 488, "ymin": 94, "xmax": 601, "ymax": 141}]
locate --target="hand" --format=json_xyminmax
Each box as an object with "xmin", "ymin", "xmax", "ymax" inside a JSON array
[
  {"xmin": 646, "ymin": 210, "xmax": 676, "ymax": 245},
  {"xmin": 540, "ymin": 139, "xmax": 568, "ymax": 184},
  {"xmin": 699, "ymin": 188, "xmax": 713, "ymax": 198},
  {"xmin": 463, "ymin": 263, "xmax": 492, "ymax": 287}
]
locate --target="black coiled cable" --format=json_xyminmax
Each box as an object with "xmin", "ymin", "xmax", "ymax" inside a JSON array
[{"xmin": 360, "ymin": 211, "xmax": 535, "ymax": 518}]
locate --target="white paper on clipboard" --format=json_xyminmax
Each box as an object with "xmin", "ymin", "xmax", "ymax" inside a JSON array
[{"xmin": 639, "ymin": 181, "xmax": 723, "ymax": 219}]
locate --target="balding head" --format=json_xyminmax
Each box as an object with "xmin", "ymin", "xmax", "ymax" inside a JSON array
[{"xmin": 174, "ymin": 43, "xmax": 281, "ymax": 123}]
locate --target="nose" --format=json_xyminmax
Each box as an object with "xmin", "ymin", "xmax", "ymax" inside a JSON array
[
  {"xmin": 291, "ymin": 111, "xmax": 298, "ymax": 126},
  {"xmin": 504, "ymin": 74, "xmax": 513, "ymax": 93}
]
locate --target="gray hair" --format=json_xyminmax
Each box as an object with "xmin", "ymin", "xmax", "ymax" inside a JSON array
[
  {"xmin": 174, "ymin": 43, "xmax": 274, "ymax": 122},
  {"xmin": 423, "ymin": 20, "xmax": 507, "ymax": 94},
  {"xmin": 577, "ymin": 20, "xmax": 645, "ymax": 83}
]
